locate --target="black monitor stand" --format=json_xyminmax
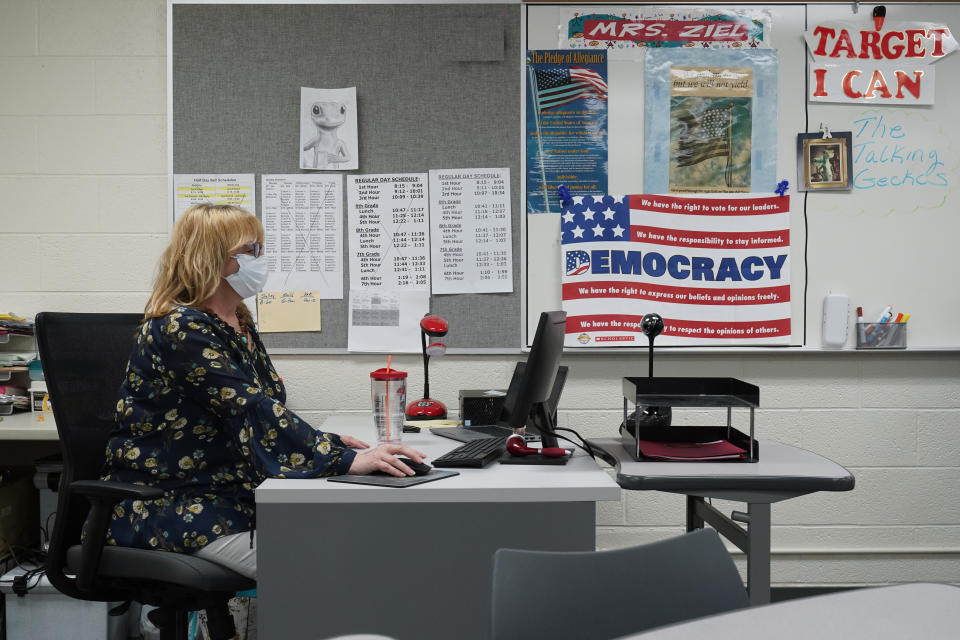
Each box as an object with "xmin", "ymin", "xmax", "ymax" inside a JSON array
[
  {"xmin": 499, "ymin": 400, "xmax": 570, "ymax": 465},
  {"xmin": 530, "ymin": 400, "xmax": 559, "ymax": 449},
  {"xmin": 499, "ymin": 311, "xmax": 570, "ymax": 465}
]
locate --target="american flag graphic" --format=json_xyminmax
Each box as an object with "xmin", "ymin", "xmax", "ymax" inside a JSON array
[
  {"xmin": 534, "ymin": 67, "xmax": 609, "ymax": 111},
  {"xmin": 560, "ymin": 195, "xmax": 631, "ymax": 245},
  {"xmin": 565, "ymin": 250, "xmax": 590, "ymax": 275},
  {"xmin": 675, "ymin": 103, "xmax": 734, "ymax": 187},
  {"xmin": 676, "ymin": 107, "xmax": 731, "ymax": 166}
]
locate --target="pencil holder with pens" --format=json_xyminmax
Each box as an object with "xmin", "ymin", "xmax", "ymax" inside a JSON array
[{"xmin": 856, "ymin": 322, "xmax": 907, "ymax": 349}]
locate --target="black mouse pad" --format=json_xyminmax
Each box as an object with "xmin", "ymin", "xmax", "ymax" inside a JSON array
[{"xmin": 327, "ymin": 470, "xmax": 459, "ymax": 488}]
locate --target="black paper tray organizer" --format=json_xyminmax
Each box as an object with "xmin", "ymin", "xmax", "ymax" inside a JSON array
[{"xmin": 622, "ymin": 377, "xmax": 760, "ymax": 462}]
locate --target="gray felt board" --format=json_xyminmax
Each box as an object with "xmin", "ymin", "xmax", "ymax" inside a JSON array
[{"xmin": 171, "ymin": 3, "xmax": 523, "ymax": 352}]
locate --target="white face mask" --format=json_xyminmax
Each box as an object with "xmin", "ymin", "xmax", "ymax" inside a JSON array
[{"xmin": 225, "ymin": 253, "xmax": 268, "ymax": 299}]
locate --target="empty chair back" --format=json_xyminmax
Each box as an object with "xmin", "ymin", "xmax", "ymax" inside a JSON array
[
  {"xmin": 491, "ymin": 529, "xmax": 748, "ymax": 640},
  {"xmin": 35, "ymin": 312, "xmax": 143, "ymax": 598}
]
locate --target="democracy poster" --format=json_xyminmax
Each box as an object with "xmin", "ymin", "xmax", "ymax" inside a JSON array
[
  {"xmin": 560, "ymin": 193, "xmax": 791, "ymax": 347},
  {"xmin": 526, "ymin": 50, "xmax": 608, "ymax": 214}
]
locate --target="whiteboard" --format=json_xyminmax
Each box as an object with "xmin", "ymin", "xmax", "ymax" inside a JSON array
[
  {"xmin": 523, "ymin": 3, "xmax": 960, "ymax": 349},
  {"xmin": 805, "ymin": 2, "xmax": 960, "ymax": 349}
]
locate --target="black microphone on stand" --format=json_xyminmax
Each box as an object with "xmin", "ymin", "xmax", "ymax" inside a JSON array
[
  {"xmin": 622, "ymin": 313, "xmax": 672, "ymax": 437},
  {"xmin": 641, "ymin": 313, "xmax": 664, "ymax": 379}
]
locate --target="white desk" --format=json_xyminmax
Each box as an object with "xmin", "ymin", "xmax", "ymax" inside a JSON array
[
  {"xmin": 590, "ymin": 437, "xmax": 855, "ymax": 606},
  {"xmin": 255, "ymin": 415, "xmax": 620, "ymax": 640},
  {"xmin": 623, "ymin": 583, "xmax": 960, "ymax": 639},
  {"xmin": 0, "ymin": 410, "xmax": 58, "ymax": 440},
  {"xmin": 0, "ymin": 411, "xmax": 60, "ymax": 465}
]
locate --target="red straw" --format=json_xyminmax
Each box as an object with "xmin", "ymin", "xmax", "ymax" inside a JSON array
[{"xmin": 386, "ymin": 355, "xmax": 392, "ymax": 372}]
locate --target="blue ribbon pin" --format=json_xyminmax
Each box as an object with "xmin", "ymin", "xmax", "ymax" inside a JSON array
[
  {"xmin": 558, "ymin": 184, "xmax": 572, "ymax": 206},
  {"xmin": 775, "ymin": 179, "xmax": 789, "ymax": 196}
]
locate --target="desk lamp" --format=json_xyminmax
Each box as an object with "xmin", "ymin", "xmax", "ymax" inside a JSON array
[{"xmin": 406, "ymin": 314, "xmax": 449, "ymax": 420}]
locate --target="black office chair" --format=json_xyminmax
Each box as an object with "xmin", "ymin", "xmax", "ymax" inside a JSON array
[
  {"xmin": 36, "ymin": 312, "xmax": 256, "ymax": 640},
  {"xmin": 491, "ymin": 528, "xmax": 749, "ymax": 640}
]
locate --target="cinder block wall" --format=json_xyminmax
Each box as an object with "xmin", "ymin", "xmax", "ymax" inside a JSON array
[{"xmin": 3, "ymin": 0, "xmax": 958, "ymax": 588}]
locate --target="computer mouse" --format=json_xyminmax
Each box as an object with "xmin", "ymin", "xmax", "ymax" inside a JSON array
[{"xmin": 397, "ymin": 457, "xmax": 432, "ymax": 476}]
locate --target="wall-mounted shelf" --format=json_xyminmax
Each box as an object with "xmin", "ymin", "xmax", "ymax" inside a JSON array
[
  {"xmin": 0, "ymin": 332, "xmax": 34, "ymax": 345},
  {"xmin": 0, "ymin": 367, "xmax": 28, "ymax": 383}
]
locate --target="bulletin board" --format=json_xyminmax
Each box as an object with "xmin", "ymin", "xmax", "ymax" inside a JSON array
[
  {"xmin": 524, "ymin": 2, "xmax": 960, "ymax": 350},
  {"xmin": 169, "ymin": 2, "xmax": 523, "ymax": 352}
]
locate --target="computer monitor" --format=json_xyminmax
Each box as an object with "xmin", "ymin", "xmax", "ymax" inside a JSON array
[{"xmin": 502, "ymin": 310, "xmax": 567, "ymax": 448}]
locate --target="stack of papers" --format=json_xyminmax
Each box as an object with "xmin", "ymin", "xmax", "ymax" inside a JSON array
[
  {"xmin": 0, "ymin": 313, "xmax": 33, "ymax": 336},
  {"xmin": 0, "ymin": 393, "xmax": 29, "ymax": 409},
  {"xmin": 636, "ymin": 439, "xmax": 746, "ymax": 461},
  {"xmin": 0, "ymin": 355, "xmax": 31, "ymax": 368}
]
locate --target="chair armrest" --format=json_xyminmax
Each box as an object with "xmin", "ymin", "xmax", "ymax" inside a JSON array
[
  {"xmin": 68, "ymin": 480, "xmax": 162, "ymax": 592},
  {"xmin": 71, "ymin": 479, "xmax": 163, "ymax": 502}
]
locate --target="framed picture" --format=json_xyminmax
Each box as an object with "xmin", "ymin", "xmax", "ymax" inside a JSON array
[{"xmin": 796, "ymin": 132, "xmax": 852, "ymax": 191}]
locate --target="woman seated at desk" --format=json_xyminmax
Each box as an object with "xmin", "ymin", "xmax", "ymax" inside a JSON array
[{"xmin": 100, "ymin": 203, "xmax": 426, "ymax": 579}]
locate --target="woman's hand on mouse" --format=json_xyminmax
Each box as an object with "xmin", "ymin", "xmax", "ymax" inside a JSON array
[
  {"xmin": 339, "ymin": 434, "xmax": 370, "ymax": 449},
  {"xmin": 348, "ymin": 444, "xmax": 428, "ymax": 477}
]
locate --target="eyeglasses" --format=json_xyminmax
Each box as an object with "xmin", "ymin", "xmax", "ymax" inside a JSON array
[{"xmin": 237, "ymin": 242, "xmax": 263, "ymax": 258}]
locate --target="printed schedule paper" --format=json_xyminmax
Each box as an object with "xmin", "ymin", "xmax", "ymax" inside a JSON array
[
  {"xmin": 261, "ymin": 174, "xmax": 344, "ymax": 299},
  {"xmin": 172, "ymin": 174, "xmax": 256, "ymax": 220},
  {"xmin": 347, "ymin": 288, "xmax": 429, "ymax": 353},
  {"xmin": 347, "ymin": 173, "xmax": 430, "ymax": 291},
  {"xmin": 428, "ymin": 168, "xmax": 513, "ymax": 294}
]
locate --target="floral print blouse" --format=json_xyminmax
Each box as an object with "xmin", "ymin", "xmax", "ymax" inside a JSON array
[{"xmin": 102, "ymin": 306, "xmax": 356, "ymax": 553}]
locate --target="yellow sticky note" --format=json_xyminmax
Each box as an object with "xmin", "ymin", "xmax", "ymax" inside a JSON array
[
  {"xmin": 257, "ymin": 290, "xmax": 322, "ymax": 333},
  {"xmin": 405, "ymin": 420, "xmax": 461, "ymax": 429}
]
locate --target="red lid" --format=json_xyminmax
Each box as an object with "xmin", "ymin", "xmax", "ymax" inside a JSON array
[
  {"xmin": 420, "ymin": 314, "xmax": 449, "ymax": 336},
  {"xmin": 370, "ymin": 367, "xmax": 407, "ymax": 380}
]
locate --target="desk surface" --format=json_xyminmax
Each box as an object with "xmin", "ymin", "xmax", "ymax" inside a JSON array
[
  {"xmin": 256, "ymin": 415, "xmax": 621, "ymax": 504},
  {"xmin": 0, "ymin": 411, "xmax": 58, "ymax": 440},
  {"xmin": 625, "ymin": 583, "xmax": 960, "ymax": 639},
  {"xmin": 256, "ymin": 415, "xmax": 614, "ymax": 639},
  {"xmin": 591, "ymin": 437, "xmax": 854, "ymax": 498}
]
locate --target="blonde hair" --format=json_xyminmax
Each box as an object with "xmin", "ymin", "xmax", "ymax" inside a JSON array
[{"xmin": 145, "ymin": 203, "xmax": 264, "ymax": 326}]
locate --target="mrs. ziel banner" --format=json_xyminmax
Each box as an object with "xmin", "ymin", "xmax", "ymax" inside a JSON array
[{"xmin": 561, "ymin": 193, "xmax": 791, "ymax": 346}]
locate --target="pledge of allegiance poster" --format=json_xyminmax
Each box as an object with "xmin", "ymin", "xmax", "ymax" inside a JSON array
[
  {"xmin": 526, "ymin": 50, "xmax": 608, "ymax": 214},
  {"xmin": 560, "ymin": 193, "xmax": 791, "ymax": 347}
]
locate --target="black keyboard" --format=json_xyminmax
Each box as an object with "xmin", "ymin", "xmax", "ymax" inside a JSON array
[{"xmin": 432, "ymin": 436, "xmax": 505, "ymax": 468}]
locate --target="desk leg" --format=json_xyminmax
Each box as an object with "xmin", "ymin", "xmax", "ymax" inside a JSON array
[
  {"xmin": 685, "ymin": 495, "xmax": 704, "ymax": 532},
  {"xmin": 686, "ymin": 496, "xmax": 771, "ymax": 606},
  {"xmin": 746, "ymin": 502, "xmax": 771, "ymax": 606}
]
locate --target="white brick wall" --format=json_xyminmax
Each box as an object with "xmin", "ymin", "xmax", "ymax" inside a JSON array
[
  {"xmin": 1, "ymin": 0, "xmax": 169, "ymax": 311},
  {"xmin": 2, "ymin": 0, "xmax": 958, "ymax": 589},
  {"xmin": 0, "ymin": 1, "xmax": 38, "ymax": 56}
]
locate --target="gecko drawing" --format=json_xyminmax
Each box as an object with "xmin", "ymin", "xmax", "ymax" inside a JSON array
[{"xmin": 303, "ymin": 101, "xmax": 351, "ymax": 169}]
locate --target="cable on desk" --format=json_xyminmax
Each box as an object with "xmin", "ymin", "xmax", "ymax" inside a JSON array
[
  {"xmin": 35, "ymin": 510, "xmax": 57, "ymax": 554},
  {"xmin": 550, "ymin": 427, "xmax": 598, "ymax": 461}
]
